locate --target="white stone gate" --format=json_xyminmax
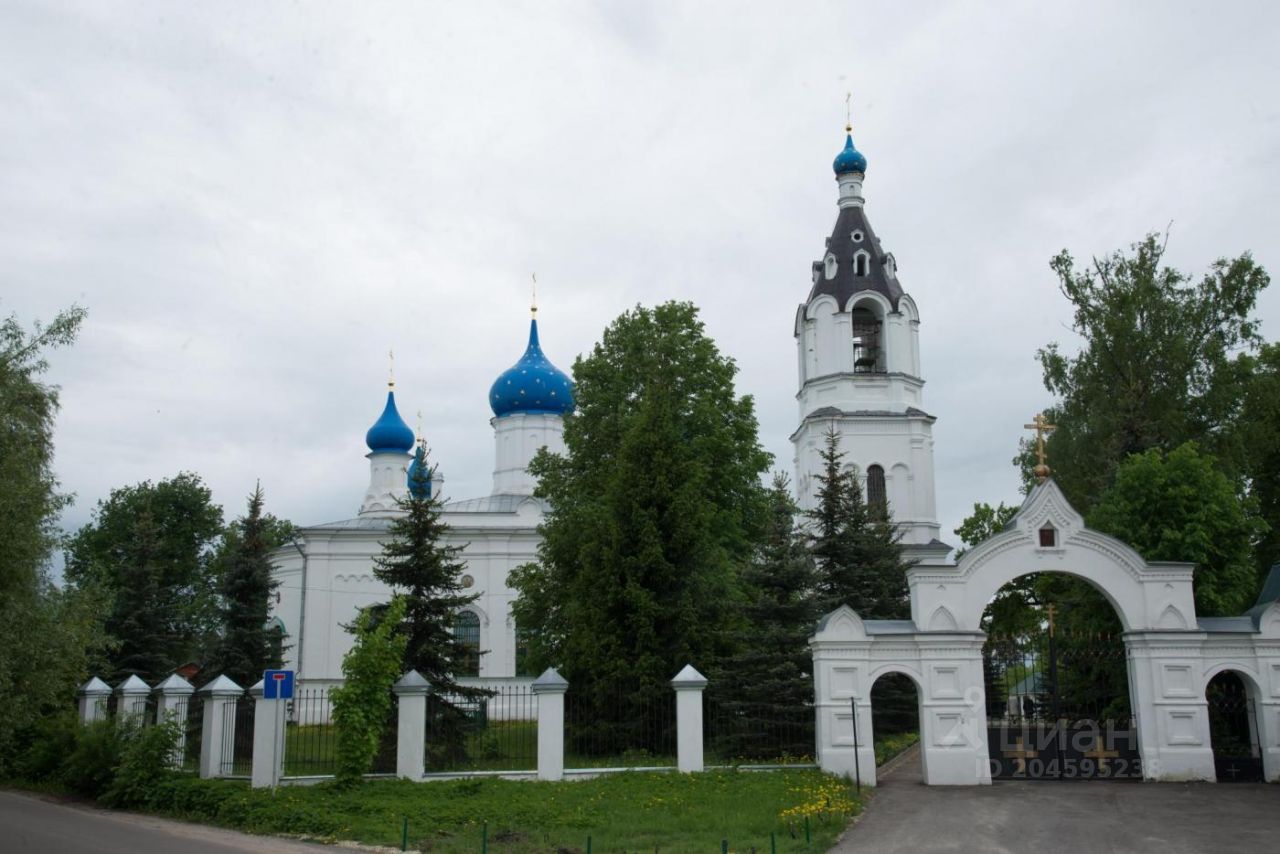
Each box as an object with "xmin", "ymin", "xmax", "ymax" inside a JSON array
[{"xmin": 810, "ymin": 479, "xmax": 1280, "ymax": 784}]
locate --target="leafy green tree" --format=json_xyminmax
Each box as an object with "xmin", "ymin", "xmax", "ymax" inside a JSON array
[
  {"xmin": 1088, "ymin": 442, "xmax": 1263, "ymax": 617},
  {"xmin": 212, "ymin": 484, "xmax": 289, "ymax": 687},
  {"xmin": 0, "ymin": 303, "xmax": 112, "ymax": 773},
  {"xmin": 0, "ymin": 304, "xmax": 85, "ymax": 596},
  {"xmin": 1238, "ymin": 342, "xmax": 1280, "ymax": 583},
  {"xmin": 808, "ymin": 429, "xmax": 910, "ymax": 620},
  {"xmin": 953, "ymin": 502, "xmax": 1018, "ymax": 559},
  {"xmin": 1030, "ymin": 233, "xmax": 1268, "ymax": 510},
  {"xmin": 330, "ymin": 596, "xmax": 407, "ymax": 786},
  {"xmin": 67, "ymin": 473, "xmax": 225, "ymax": 671},
  {"xmin": 709, "ymin": 474, "xmax": 819, "ymax": 760},
  {"xmin": 510, "ymin": 302, "xmax": 772, "ymax": 746}
]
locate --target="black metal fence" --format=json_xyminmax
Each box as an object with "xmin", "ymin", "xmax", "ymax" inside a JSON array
[
  {"xmin": 281, "ymin": 688, "xmax": 399, "ymax": 777},
  {"xmin": 564, "ymin": 682, "xmax": 676, "ymax": 768},
  {"xmin": 220, "ymin": 694, "xmax": 255, "ymax": 777},
  {"xmin": 425, "ymin": 685, "xmax": 536, "ymax": 772},
  {"xmin": 178, "ymin": 696, "xmax": 204, "ymax": 771},
  {"xmin": 703, "ymin": 696, "xmax": 815, "ymax": 766},
  {"xmin": 283, "ymin": 689, "xmax": 338, "ymax": 777}
]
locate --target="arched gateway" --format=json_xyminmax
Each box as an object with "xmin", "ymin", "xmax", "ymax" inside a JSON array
[{"xmin": 810, "ymin": 479, "xmax": 1280, "ymax": 785}]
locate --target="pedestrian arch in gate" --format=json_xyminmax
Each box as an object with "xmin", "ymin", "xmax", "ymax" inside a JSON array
[{"xmin": 809, "ymin": 479, "xmax": 1280, "ymax": 785}]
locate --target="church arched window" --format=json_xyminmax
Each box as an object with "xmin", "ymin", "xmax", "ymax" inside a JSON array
[
  {"xmin": 850, "ymin": 308, "xmax": 882, "ymax": 373},
  {"xmin": 866, "ymin": 464, "xmax": 887, "ymax": 517},
  {"xmin": 455, "ymin": 611, "xmax": 481, "ymax": 677}
]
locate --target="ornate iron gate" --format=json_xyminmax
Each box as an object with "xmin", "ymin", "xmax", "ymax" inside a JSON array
[
  {"xmin": 1206, "ymin": 671, "xmax": 1263, "ymax": 782},
  {"xmin": 984, "ymin": 615, "xmax": 1141, "ymax": 781}
]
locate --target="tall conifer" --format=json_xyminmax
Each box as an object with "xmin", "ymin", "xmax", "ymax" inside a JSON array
[
  {"xmin": 809, "ymin": 429, "xmax": 910, "ymax": 620},
  {"xmin": 373, "ymin": 443, "xmax": 483, "ymax": 697},
  {"xmin": 215, "ymin": 484, "xmax": 281, "ymax": 687},
  {"xmin": 709, "ymin": 474, "xmax": 819, "ymax": 759}
]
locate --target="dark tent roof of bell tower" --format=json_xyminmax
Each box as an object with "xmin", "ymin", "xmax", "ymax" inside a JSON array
[{"xmin": 806, "ymin": 204, "xmax": 903, "ymax": 311}]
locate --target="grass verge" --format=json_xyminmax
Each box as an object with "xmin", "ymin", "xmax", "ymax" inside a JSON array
[
  {"xmin": 873, "ymin": 732, "xmax": 919, "ymax": 767},
  {"xmin": 79, "ymin": 768, "xmax": 858, "ymax": 852}
]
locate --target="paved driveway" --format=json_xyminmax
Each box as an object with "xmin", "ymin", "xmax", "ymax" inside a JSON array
[{"xmin": 834, "ymin": 749, "xmax": 1279, "ymax": 854}]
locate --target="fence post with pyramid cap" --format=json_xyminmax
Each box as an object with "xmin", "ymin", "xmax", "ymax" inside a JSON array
[
  {"xmin": 78, "ymin": 677, "xmax": 111, "ymax": 725},
  {"xmin": 197, "ymin": 675, "xmax": 243, "ymax": 778},
  {"xmin": 249, "ymin": 678, "xmax": 286, "ymax": 788},
  {"xmin": 533, "ymin": 668, "xmax": 568, "ymax": 781},
  {"xmin": 671, "ymin": 665, "xmax": 708, "ymax": 773},
  {"xmin": 114, "ymin": 675, "xmax": 150, "ymax": 725},
  {"xmin": 393, "ymin": 670, "xmax": 430, "ymax": 780},
  {"xmin": 154, "ymin": 673, "xmax": 196, "ymax": 767}
]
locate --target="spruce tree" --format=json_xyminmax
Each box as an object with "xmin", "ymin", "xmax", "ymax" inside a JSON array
[
  {"xmin": 709, "ymin": 474, "xmax": 819, "ymax": 760},
  {"xmin": 373, "ymin": 443, "xmax": 485, "ymax": 757},
  {"xmin": 215, "ymin": 484, "xmax": 281, "ymax": 687},
  {"xmin": 808, "ymin": 428, "xmax": 910, "ymax": 620},
  {"xmin": 110, "ymin": 509, "xmax": 172, "ymax": 682}
]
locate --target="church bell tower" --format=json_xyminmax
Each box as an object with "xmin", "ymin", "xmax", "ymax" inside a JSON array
[{"xmin": 791, "ymin": 123, "xmax": 948, "ymax": 563}]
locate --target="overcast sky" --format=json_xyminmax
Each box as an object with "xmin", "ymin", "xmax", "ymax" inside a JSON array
[{"xmin": 6, "ymin": 1, "xmax": 1280, "ymax": 572}]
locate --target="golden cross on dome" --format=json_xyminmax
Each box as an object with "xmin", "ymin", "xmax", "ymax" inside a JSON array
[
  {"xmin": 1045, "ymin": 603, "xmax": 1058, "ymax": 638},
  {"xmin": 416, "ymin": 409, "xmax": 423, "ymax": 443},
  {"xmin": 845, "ymin": 91, "xmax": 853, "ymax": 132},
  {"xmin": 531, "ymin": 273, "xmax": 538, "ymax": 317},
  {"xmin": 388, "ymin": 348, "xmax": 395, "ymax": 388},
  {"xmin": 1024, "ymin": 412, "xmax": 1056, "ymax": 482}
]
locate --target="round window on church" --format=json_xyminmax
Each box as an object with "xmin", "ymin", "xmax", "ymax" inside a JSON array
[
  {"xmin": 852, "ymin": 229, "xmax": 864, "ymax": 243},
  {"xmin": 461, "ymin": 574, "xmax": 474, "ymax": 589}
]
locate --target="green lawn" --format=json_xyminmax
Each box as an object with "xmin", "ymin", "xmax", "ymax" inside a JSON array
[
  {"xmin": 873, "ymin": 731, "xmax": 919, "ymax": 767},
  {"xmin": 151, "ymin": 768, "xmax": 858, "ymax": 852}
]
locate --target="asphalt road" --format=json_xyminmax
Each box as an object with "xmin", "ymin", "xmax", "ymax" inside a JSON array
[
  {"xmin": 0, "ymin": 790, "xmax": 332, "ymax": 854},
  {"xmin": 835, "ymin": 747, "xmax": 1280, "ymax": 853}
]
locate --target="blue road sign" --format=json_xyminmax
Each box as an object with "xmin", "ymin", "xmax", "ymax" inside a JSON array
[{"xmin": 263, "ymin": 669, "xmax": 294, "ymax": 700}]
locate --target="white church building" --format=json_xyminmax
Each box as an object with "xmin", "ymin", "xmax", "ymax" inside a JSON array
[
  {"xmin": 269, "ymin": 311, "xmax": 575, "ymax": 691},
  {"xmin": 269, "ymin": 125, "xmax": 950, "ymax": 689}
]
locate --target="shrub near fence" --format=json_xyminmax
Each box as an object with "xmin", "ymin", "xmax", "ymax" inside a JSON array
[{"xmin": 278, "ymin": 689, "xmax": 398, "ymax": 778}]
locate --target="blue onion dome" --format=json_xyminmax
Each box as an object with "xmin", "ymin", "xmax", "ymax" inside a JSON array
[
  {"xmin": 489, "ymin": 318, "xmax": 575, "ymax": 417},
  {"xmin": 833, "ymin": 133, "xmax": 867, "ymax": 175},
  {"xmin": 365, "ymin": 388, "xmax": 415, "ymax": 453},
  {"xmin": 407, "ymin": 443, "xmax": 432, "ymax": 498}
]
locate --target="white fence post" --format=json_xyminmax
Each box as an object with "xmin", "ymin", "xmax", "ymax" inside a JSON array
[
  {"xmin": 197, "ymin": 675, "xmax": 243, "ymax": 779},
  {"xmin": 533, "ymin": 668, "xmax": 568, "ymax": 781},
  {"xmin": 154, "ymin": 674, "xmax": 195, "ymax": 767},
  {"xmin": 114, "ymin": 675, "xmax": 150, "ymax": 725},
  {"xmin": 78, "ymin": 677, "xmax": 111, "ymax": 725},
  {"xmin": 393, "ymin": 670, "xmax": 430, "ymax": 780},
  {"xmin": 671, "ymin": 664, "xmax": 707, "ymax": 773},
  {"xmin": 249, "ymin": 679, "xmax": 286, "ymax": 788}
]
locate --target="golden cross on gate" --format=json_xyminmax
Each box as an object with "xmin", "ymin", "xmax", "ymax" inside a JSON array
[
  {"xmin": 1002, "ymin": 735, "xmax": 1038, "ymax": 775},
  {"xmin": 1083, "ymin": 734, "xmax": 1119, "ymax": 772},
  {"xmin": 1024, "ymin": 413, "xmax": 1056, "ymax": 482}
]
